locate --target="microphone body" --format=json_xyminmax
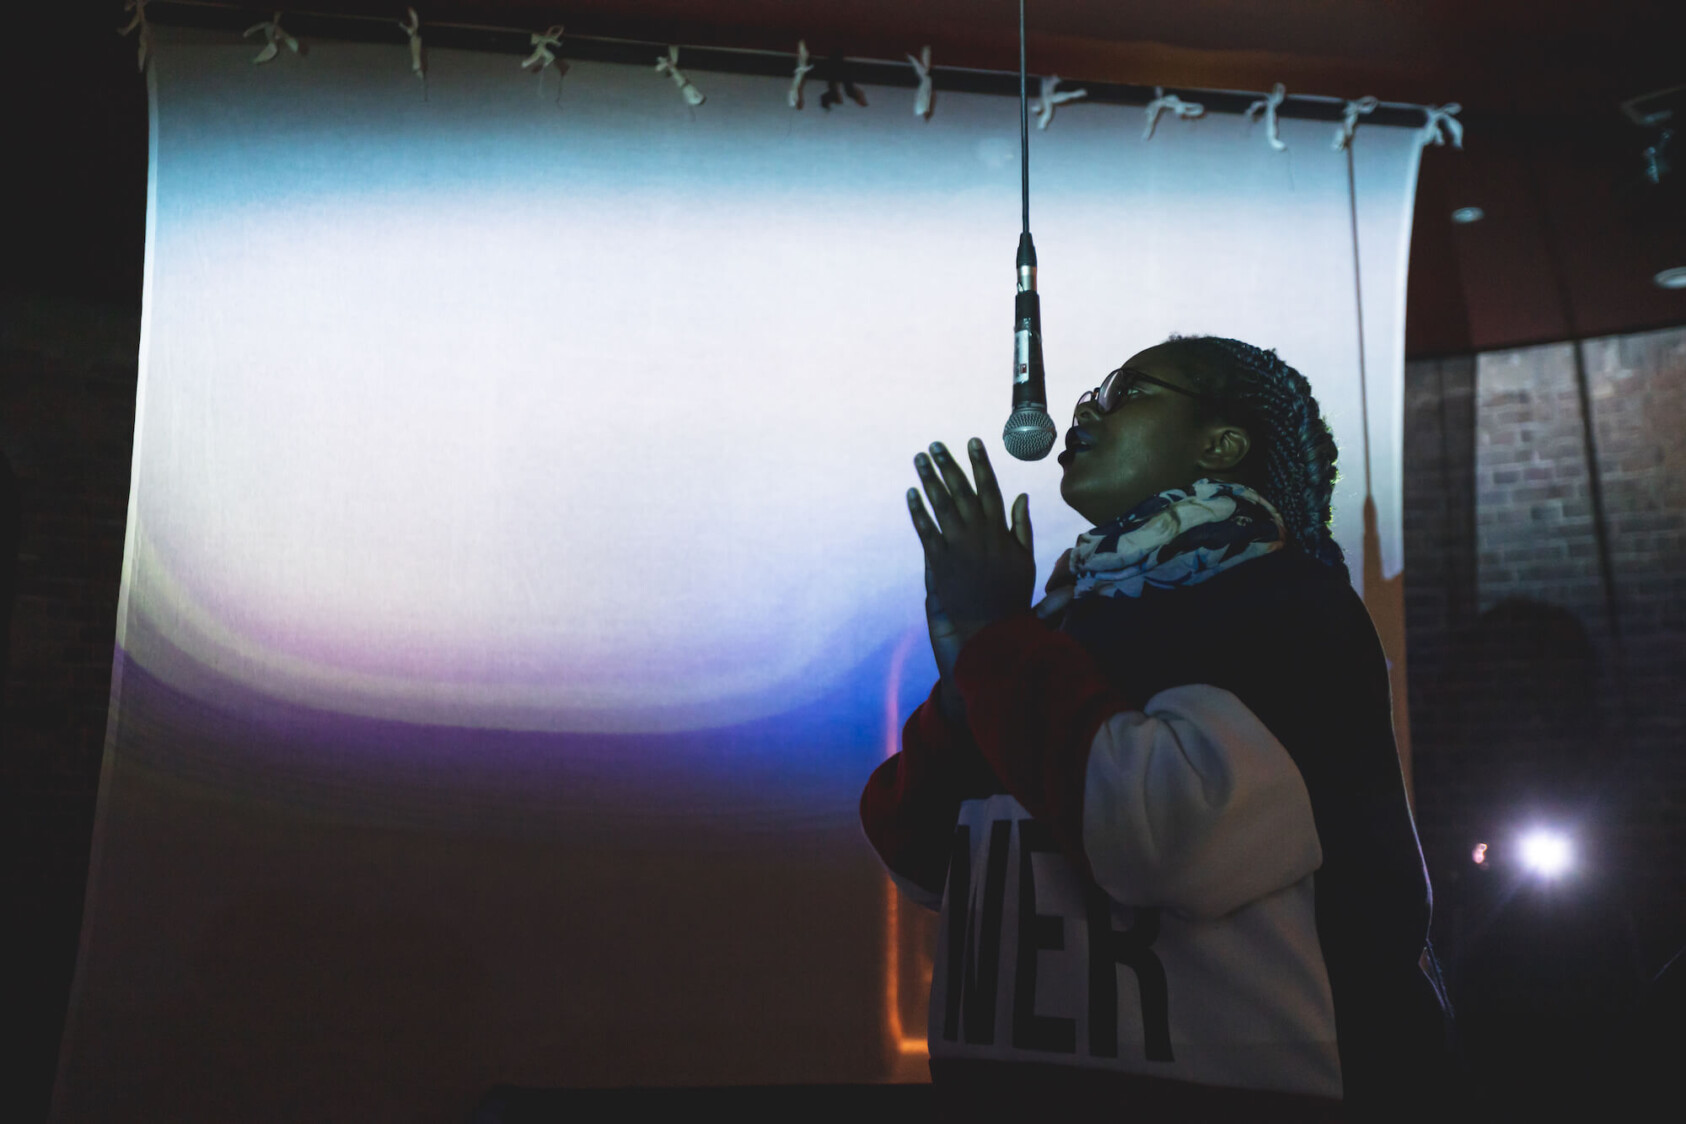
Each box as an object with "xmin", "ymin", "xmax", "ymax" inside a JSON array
[{"xmin": 1004, "ymin": 232, "xmax": 1058, "ymax": 461}]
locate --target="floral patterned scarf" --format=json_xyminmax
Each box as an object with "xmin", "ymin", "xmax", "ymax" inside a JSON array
[{"xmin": 1070, "ymin": 478, "xmax": 1287, "ymax": 599}]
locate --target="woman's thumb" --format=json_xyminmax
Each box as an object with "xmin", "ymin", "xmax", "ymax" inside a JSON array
[
  {"xmin": 1033, "ymin": 584, "xmax": 1074, "ymax": 621},
  {"xmin": 1046, "ymin": 547, "xmax": 1075, "ymax": 592}
]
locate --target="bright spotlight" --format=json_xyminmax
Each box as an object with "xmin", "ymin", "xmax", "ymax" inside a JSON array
[{"xmin": 1518, "ymin": 829, "xmax": 1573, "ymax": 878}]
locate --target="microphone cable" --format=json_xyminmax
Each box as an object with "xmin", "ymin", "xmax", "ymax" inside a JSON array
[{"xmin": 1002, "ymin": 0, "xmax": 1059, "ymax": 461}]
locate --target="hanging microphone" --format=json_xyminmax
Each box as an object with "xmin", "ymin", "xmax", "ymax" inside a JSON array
[
  {"xmin": 1003, "ymin": 0, "xmax": 1057, "ymax": 461},
  {"xmin": 1005, "ymin": 233, "xmax": 1056, "ymax": 460}
]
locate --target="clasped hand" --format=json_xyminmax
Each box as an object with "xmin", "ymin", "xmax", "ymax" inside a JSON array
[{"xmin": 906, "ymin": 438, "xmax": 1038, "ymax": 649}]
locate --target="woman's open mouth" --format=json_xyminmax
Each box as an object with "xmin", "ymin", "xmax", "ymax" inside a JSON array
[{"xmin": 1058, "ymin": 426, "xmax": 1095, "ymax": 467}]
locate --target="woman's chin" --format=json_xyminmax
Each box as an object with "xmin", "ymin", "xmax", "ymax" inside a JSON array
[
  {"xmin": 1061, "ymin": 476, "xmax": 1134, "ymax": 528},
  {"xmin": 1058, "ymin": 472, "xmax": 1093, "ymax": 520}
]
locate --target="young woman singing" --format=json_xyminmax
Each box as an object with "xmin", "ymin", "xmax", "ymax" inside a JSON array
[{"xmin": 861, "ymin": 335, "xmax": 1452, "ymax": 1121}]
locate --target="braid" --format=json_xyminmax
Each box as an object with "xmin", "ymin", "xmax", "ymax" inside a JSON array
[{"xmin": 1167, "ymin": 334, "xmax": 1347, "ymax": 576}]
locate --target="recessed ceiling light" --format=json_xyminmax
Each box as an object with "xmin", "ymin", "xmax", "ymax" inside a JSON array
[
  {"xmin": 1451, "ymin": 206, "xmax": 1485, "ymax": 224},
  {"xmin": 1655, "ymin": 266, "xmax": 1686, "ymax": 290}
]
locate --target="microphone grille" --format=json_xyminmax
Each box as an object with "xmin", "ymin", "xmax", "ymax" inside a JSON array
[{"xmin": 1002, "ymin": 407, "xmax": 1058, "ymax": 461}]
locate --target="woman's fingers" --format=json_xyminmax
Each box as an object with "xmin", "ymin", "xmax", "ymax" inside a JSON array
[
  {"xmin": 906, "ymin": 487, "xmax": 943, "ymax": 551},
  {"xmin": 967, "ymin": 438, "xmax": 1006, "ymax": 525},
  {"xmin": 913, "ymin": 451, "xmax": 962, "ymax": 536},
  {"xmin": 912, "ymin": 438, "xmax": 1022, "ymax": 559},
  {"xmin": 926, "ymin": 442, "xmax": 980, "ymax": 524}
]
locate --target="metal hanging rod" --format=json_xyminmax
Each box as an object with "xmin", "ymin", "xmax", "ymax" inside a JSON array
[{"xmin": 138, "ymin": 0, "xmax": 1437, "ymax": 128}]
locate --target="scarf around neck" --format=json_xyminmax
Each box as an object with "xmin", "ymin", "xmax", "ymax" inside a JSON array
[{"xmin": 1070, "ymin": 478, "xmax": 1287, "ymax": 599}]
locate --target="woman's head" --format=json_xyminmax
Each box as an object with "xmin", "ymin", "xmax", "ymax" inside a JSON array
[{"xmin": 1058, "ymin": 334, "xmax": 1345, "ymax": 570}]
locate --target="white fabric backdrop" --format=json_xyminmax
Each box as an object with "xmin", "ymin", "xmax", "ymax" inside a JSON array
[
  {"xmin": 121, "ymin": 34, "xmax": 1419, "ymax": 735},
  {"xmin": 61, "ymin": 29, "xmax": 1423, "ymax": 1119}
]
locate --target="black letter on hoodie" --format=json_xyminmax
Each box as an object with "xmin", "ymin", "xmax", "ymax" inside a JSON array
[
  {"xmin": 1085, "ymin": 885, "xmax": 1173, "ymax": 1061},
  {"xmin": 942, "ymin": 819, "xmax": 1012, "ymax": 1045},
  {"xmin": 1013, "ymin": 819, "xmax": 1077, "ymax": 1052}
]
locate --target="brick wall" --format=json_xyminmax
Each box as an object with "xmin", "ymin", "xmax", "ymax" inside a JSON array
[
  {"xmin": 0, "ymin": 296, "xmax": 139, "ymax": 1120},
  {"xmin": 1405, "ymin": 325, "xmax": 1686, "ymax": 1101},
  {"xmin": 1400, "ymin": 352, "xmax": 1478, "ymax": 820}
]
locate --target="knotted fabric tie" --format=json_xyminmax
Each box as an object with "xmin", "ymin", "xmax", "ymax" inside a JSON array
[
  {"xmin": 656, "ymin": 47, "xmax": 705, "ymax": 106},
  {"xmin": 398, "ymin": 7, "xmax": 425, "ymax": 81},
  {"xmin": 908, "ymin": 45, "xmax": 933, "ymax": 119},
  {"xmin": 117, "ymin": 0, "xmax": 152, "ymax": 72},
  {"xmin": 1420, "ymin": 103, "xmax": 1464, "ymax": 148},
  {"xmin": 1143, "ymin": 87, "xmax": 1203, "ymax": 139},
  {"xmin": 1034, "ymin": 75, "xmax": 1086, "ymax": 130},
  {"xmin": 1245, "ymin": 83, "xmax": 1288, "ymax": 151},
  {"xmin": 789, "ymin": 40, "xmax": 813, "ymax": 109},
  {"xmin": 1333, "ymin": 96, "xmax": 1378, "ymax": 151},
  {"xmin": 244, "ymin": 13, "xmax": 300, "ymax": 64},
  {"xmin": 522, "ymin": 25, "xmax": 563, "ymax": 74}
]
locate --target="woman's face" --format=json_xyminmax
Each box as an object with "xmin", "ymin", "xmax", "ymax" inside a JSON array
[{"xmin": 1057, "ymin": 343, "xmax": 1250, "ymax": 526}]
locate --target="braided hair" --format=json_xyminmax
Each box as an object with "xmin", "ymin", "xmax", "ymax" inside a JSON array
[{"xmin": 1164, "ymin": 334, "xmax": 1348, "ymax": 577}]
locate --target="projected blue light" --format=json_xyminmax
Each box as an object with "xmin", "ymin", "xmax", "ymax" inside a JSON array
[{"xmin": 130, "ymin": 43, "xmax": 1421, "ymax": 741}]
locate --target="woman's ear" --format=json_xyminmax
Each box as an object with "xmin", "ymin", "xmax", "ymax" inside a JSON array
[{"xmin": 1198, "ymin": 424, "xmax": 1251, "ymax": 473}]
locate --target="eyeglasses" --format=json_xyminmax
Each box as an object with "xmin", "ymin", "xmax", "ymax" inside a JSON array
[{"xmin": 1073, "ymin": 365, "xmax": 1208, "ymax": 425}]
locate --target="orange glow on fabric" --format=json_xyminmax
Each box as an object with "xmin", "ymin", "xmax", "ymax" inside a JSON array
[{"xmin": 883, "ymin": 627, "xmax": 929, "ymax": 1057}]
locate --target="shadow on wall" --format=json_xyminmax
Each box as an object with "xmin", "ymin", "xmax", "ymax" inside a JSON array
[
  {"xmin": 1437, "ymin": 598, "xmax": 1602, "ymax": 803},
  {"xmin": 1423, "ymin": 598, "xmax": 1652, "ymax": 1114}
]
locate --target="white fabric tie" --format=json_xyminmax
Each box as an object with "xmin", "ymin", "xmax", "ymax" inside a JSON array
[
  {"xmin": 398, "ymin": 8, "xmax": 425, "ymax": 82},
  {"xmin": 656, "ymin": 46, "xmax": 705, "ymax": 106},
  {"xmin": 117, "ymin": 0, "xmax": 152, "ymax": 72},
  {"xmin": 788, "ymin": 40, "xmax": 813, "ymax": 109},
  {"xmin": 1143, "ymin": 87, "xmax": 1203, "ymax": 140},
  {"xmin": 1034, "ymin": 75, "xmax": 1086, "ymax": 130},
  {"xmin": 522, "ymin": 25, "xmax": 564, "ymax": 76},
  {"xmin": 1420, "ymin": 103, "xmax": 1464, "ymax": 149},
  {"xmin": 1333, "ymin": 96, "xmax": 1379, "ymax": 151},
  {"xmin": 244, "ymin": 13, "xmax": 300, "ymax": 64},
  {"xmin": 908, "ymin": 46, "xmax": 933, "ymax": 119},
  {"xmin": 1245, "ymin": 83, "xmax": 1288, "ymax": 151}
]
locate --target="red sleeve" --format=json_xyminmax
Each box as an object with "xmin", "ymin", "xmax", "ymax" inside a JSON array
[
  {"xmin": 859, "ymin": 681, "xmax": 999, "ymax": 897},
  {"xmin": 952, "ymin": 611, "xmax": 1136, "ymax": 880}
]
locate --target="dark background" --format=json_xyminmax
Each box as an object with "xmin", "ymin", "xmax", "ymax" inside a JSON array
[{"xmin": 4, "ymin": 2, "xmax": 1683, "ymax": 1119}]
